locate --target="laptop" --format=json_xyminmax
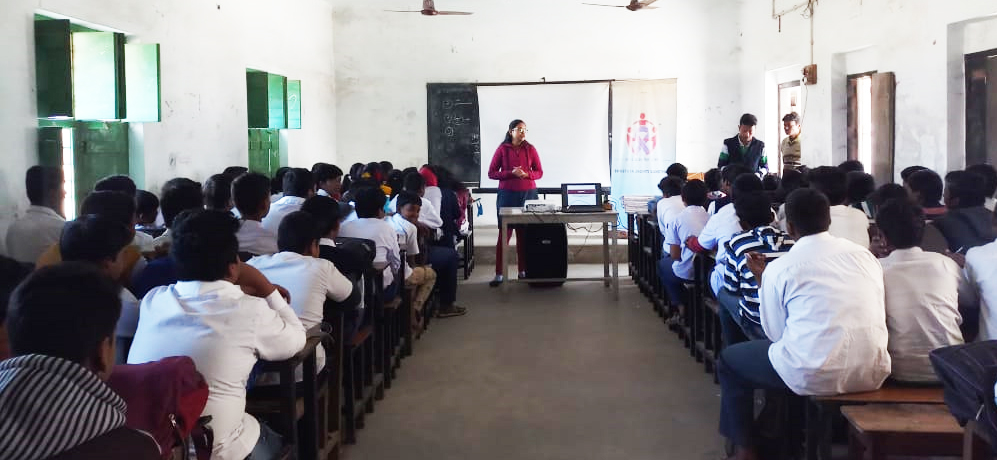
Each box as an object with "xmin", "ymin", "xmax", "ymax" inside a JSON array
[{"xmin": 561, "ymin": 183, "xmax": 605, "ymax": 213}]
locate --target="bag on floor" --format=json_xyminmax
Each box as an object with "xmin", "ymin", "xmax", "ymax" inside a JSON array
[{"xmin": 929, "ymin": 341, "xmax": 997, "ymax": 443}]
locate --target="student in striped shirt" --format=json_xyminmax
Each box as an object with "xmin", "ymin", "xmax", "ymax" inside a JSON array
[{"xmin": 719, "ymin": 192, "xmax": 794, "ymax": 346}]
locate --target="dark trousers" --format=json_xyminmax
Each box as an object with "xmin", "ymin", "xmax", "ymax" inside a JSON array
[
  {"xmin": 495, "ymin": 189, "xmax": 538, "ymax": 275},
  {"xmin": 657, "ymin": 257, "xmax": 690, "ymax": 306},
  {"xmin": 717, "ymin": 288, "xmax": 767, "ymax": 348},
  {"xmin": 427, "ymin": 245, "xmax": 459, "ymax": 305},
  {"xmin": 718, "ymin": 340, "xmax": 791, "ymax": 448}
]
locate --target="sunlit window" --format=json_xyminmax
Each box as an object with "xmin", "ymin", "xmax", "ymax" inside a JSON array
[
  {"xmin": 856, "ymin": 75, "xmax": 873, "ymax": 169},
  {"xmin": 61, "ymin": 128, "xmax": 76, "ymax": 220}
]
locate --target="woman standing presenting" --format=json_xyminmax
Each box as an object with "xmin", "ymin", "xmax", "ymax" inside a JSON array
[{"xmin": 487, "ymin": 119, "xmax": 543, "ymax": 287}]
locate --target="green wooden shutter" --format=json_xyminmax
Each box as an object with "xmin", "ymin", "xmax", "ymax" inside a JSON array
[
  {"xmin": 268, "ymin": 74, "xmax": 287, "ymax": 129},
  {"xmin": 73, "ymin": 122, "xmax": 130, "ymax": 203},
  {"xmin": 124, "ymin": 43, "xmax": 161, "ymax": 122},
  {"xmin": 287, "ymin": 80, "xmax": 301, "ymax": 129},
  {"xmin": 246, "ymin": 70, "xmax": 287, "ymax": 129},
  {"xmin": 37, "ymin": 127, "xmax": 64, "ymax": 167},
  {"xmin": 248, "ymin": 129, "xmax": 281, "ymax": 177},
  {"xmin": 72, "ymin": 32, "xmax": 126, "ymax": 120},
  {"xmin": 34, "ymin": 19, "xmax": 73, "ymax": 118}
]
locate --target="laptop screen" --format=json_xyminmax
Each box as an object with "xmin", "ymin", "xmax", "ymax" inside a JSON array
[{"xmin": 561, "ymin": 183, "xmax": 601, "ymax": 207}]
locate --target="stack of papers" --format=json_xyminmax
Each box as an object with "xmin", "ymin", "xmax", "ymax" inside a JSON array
[{"xmin": 622, "ymin": 195, "xmax": 658, "ymax": 213}]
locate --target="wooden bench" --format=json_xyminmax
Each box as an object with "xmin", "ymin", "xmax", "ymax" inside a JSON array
[
  {"xmin": 806, "ymin": 386, "xmax": 945, "ymax": 460},
  {"xmin": 963, "ymin": 420, "xmax": 995, "ymax": 460},
  {"xmin": 841, "ymin": 404, "xmax": 962, "ymax": 459}
]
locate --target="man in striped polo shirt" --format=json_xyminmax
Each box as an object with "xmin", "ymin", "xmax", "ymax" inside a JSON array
[{"xmin": 719, "ymin": 192, "xmax": 794, "ymax": 346}]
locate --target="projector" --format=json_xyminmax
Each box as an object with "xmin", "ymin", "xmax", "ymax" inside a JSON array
[{"xmin": 523, "ymin": 200, "xmax": 560, "ymax": 213}]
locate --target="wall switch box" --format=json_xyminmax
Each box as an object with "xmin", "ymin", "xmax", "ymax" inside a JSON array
[{"xmin": 802, "ymin": 64, "xmax": 818, "ymax": 85}]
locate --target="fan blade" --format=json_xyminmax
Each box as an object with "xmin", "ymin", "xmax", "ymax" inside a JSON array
[
  {"xmin": 582, "ymin": 3, "xmax": 626, "ymax": 7},
  {"xmin": 385, "ymin": 10, "xmax": 423, "ymax": 12},
  {"xmin": 641, "ymin": 0, "xmax": 659, "ymax": 6},
  {"xmin": 436, "ymin": 11, "xmax": 474, "ymax": 15}
]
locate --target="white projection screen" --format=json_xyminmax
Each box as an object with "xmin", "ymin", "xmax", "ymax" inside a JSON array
[{"xmin": 477, "ymin": 83, "xmax": 611, "ymax": 189}]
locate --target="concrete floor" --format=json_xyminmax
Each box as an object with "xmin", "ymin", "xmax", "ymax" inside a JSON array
[{"xmin": 342, "ymin": 265, "xmax": 726, "ymax": 460}]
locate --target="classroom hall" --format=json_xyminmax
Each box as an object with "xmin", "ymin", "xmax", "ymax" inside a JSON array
[{"xmin": 3, "ymin": 0, "xmax": 997, "ymax": 459}]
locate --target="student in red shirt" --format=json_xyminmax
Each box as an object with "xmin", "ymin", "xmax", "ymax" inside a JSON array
[{"xmin": 487, "ymin": 119, "xmax": 543, "ymax": 287}]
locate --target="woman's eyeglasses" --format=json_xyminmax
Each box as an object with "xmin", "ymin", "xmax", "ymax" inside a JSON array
[{"xmin": 514, "ymin": 128, "xmax": 528, "ymax": 133}]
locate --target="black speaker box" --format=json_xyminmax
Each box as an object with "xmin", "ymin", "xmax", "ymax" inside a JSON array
[{"xmin": 521, "ymin": 223, "xmax": 568, "ymax": 287}]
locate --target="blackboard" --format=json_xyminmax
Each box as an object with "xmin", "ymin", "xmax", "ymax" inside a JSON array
[{"xmin": 427, "ymin": 84, "xmax": 481, "ymax": 184}]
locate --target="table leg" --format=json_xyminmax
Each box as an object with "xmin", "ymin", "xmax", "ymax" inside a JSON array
[
  {"xmin": 501, "ymin": 220, "xmax": 510, "ymax": 298},
  {"xmin": 603, "ymin": 221, "xmax": 610, "ymax": 287},
  {"xmin": 612, "ymin": 220, "xmax": 619, "ymax": 300}
]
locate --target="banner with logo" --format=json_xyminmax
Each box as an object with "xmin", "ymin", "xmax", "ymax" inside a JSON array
[{"xmin": 610, "ymin": 79, "xmax": 678, "ymax": 229}]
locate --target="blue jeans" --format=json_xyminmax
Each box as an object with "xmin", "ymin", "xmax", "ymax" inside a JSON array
[
  {"xmin": 246, "ymin": 421, "xmax": 284, "ymax": 459},
  {"xmin": 717, "ymin": 289, "xmax": 767, "ymax": 348},
  {"xmin": 427, "ymin": 245, "xmax": 458, "ymax": 305},
  {"xmin": 656, "ymin": 257, "xmax": 690, "ymax": 306},
  {"xmin": 718, "ymin": 340, "xmax": 791, "ymax": 448}
]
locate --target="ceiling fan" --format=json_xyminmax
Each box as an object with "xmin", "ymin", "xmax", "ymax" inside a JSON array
[
  {"xmin": 386, "ymin": 0, "xmax": 472, "ymax": 16},
  {"xmin": 583, "ymin": 0, "xmax": 658, "ymax": 11}
]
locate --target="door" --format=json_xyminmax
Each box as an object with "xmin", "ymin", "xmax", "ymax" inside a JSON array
[
  {"xmin": 248, "ymin": 128, "xmax": 281, "ymax": 178},
  {"xmin": 73, "ymin": 121, "xmax": 130, "ymax": 207}
]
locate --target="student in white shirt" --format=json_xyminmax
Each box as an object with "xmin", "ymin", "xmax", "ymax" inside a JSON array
[
  {"xmin": 876, "ymin": 199, "xmax": 964, "ymax": 383},
  {"xmin": 390, "ymin": 192, "xmax": 439, "ymax": 324},
  {"xmin": 312, "ymin": 163, "xmax": 344, "ymax": 200},
  {"xmin": 967, "ymin": 164, "xmax": 997, "ymax": 212},
  {"xmin": 339, "ymin": 186, "xmax": 402, "ymax": 299},
  {"xmin": 153, "ymin": 178, "xmax": 203, "ymax": 252},
  {"xmin": 59, "ymin": 215, "xmax": 142, "ymax": 365},
  {"xmin": 93, "ymin": 175, "xmax": 163, "ymax": 257},
  {"xmin": 233, "ymin": 173, "xmax": 278, "ymax": 256},
  {"xmin": 960, "ymin": 233, "xmax": 997, "ymax": 342},
  {"xmin": 658, "ymin": 180, "xmax": 710, "ymax": 322},
  {"xmin": 203, "ymin": 174, "xmax": 235, "ymax": 215},
  {"xmin": 262, "ymin": 168, "xmax": 314, "ymax": 235},
  {"xmin": 692, "ymin": 172, "xmax": 763, "ymax": 296},
  {"xmin": 718, "ymin": 188, "xmax": 890, "ymax": 460},
  {"xmin": 248, "ymin": 211, "xmax": 354, "ymax": 377},
  {"xmin": 387, "ymin": 172, "xmax": 444, "ymax": 229},
  {"xmin": 5, "ymin": 166, "xmax": 65, "ymax": 264},
  {"xmin": 810, "ymin": 166, "xmax": 870, "ymax": 248},
  {"xmin": 655, "ymin": 176, "xmax": 685, "ymax": 248},
  {"xmin": 127, "ymin": 210, "xmax": 306, "ymax": 460}
]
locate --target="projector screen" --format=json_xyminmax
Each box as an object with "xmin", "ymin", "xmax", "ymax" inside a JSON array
[{"xmin": 477, "ymin": 83, "xmax": 611, "ymax": 189}]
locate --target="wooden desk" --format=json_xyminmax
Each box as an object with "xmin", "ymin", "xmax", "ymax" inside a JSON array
[
  {"xmin": 499, "ymin": 207, "xmax": 620, "ymax": 300},
  {"xmin": 841, "ymin": 404, "xmax": 962, "ymax": 459}
]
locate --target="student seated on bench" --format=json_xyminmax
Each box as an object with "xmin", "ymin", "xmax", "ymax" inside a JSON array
[
  {"xmin": 718, "ymin": 188, "xmax": 890, "ymax": 460},
  {"xmin": 262, "ymin": 168, "xmax": 314, "ymax": 235},
  {"xmin": 60, "ymin": 215, "xmax": 141, "ymax": 364},
  {"xmin": 876, "ymin": 199, "xmax": 964, "ymax": 383},
  {"xmin": 905, "ymin": 169, "xmax": 947, "ymax": 219},
  {"xmin": 658, "ymin": 179, "xmax": 710, "ymax": 322},
  {"xmin": 248, "ymin": 210, "xmax": 354, "ymax": 379},
  {"xmin": 958, "ymin": 217, "xmax": 997, "ymax": 341},
  {"xmin": 808, "ymin": 166, "xmax": 870, "ymax": 248},
  {"xmin": 656, "ymin": 176, "xmax": 685, "ymax": 240},
  {"xmin": 0, "ymin": 263, "xmax": 160, "ymax": 459},
  {"xmin": 339, "ymin": 186, "xmax": 402, "ymax": 301},
  {"xmin": 132, "ymin": 178, "xmax": 204, "ymax": 298},
  {"xmin": 390, "ymin": 191, "xmax": 439, "ymax": 328},
  {"xmin": 933, "ymin": 170, "xmax": 996, "ymax": 253},
  {"xmin": 719, "ymin": 192, "xmax": 793, "ymax": 347},
  {"xmin": 693, "ymin": 168, "xmax": 762, "ymax": 296},
  {"xmin": 127, "ymin": 210, "xmax": 306, "ymax": 460},
  {"xmin": 233, "ymin": 172, "xmax": 278, "ymax": 256},
  {"xmin": 94, "ymin": 175, "xmax": 156, "ymax": 254}
]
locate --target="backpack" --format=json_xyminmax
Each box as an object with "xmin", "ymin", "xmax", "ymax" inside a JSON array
[
  {"xmin": 929, "ymin": 341, "xmax": 997, "ymax": 443},
  {"xmin": 107, "ymin": 356, "xmax": 211, "ymax": 460}
]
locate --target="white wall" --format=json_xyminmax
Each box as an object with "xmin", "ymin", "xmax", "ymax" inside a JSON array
[
  {"xmin": 331, "ymin": 0, "xmax": 745, "ymax": 179},
  {"xmin": 0, "ymin": 0, "xmax": 337, "ymax": 253},
  {"xmin": 739, "ymin": 0, "xmax": 997, "ymax": 181}
]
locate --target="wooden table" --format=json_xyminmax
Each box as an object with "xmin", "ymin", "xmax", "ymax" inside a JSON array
[
  {"xmin": 499, "ymin": 207, "xmax": 620, "ymax": 300},
  {"xmin": 840, "ymin": 404, "xmax": 963, "ymax": 459}
]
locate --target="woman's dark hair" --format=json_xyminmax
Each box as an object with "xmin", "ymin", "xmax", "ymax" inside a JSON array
[
  {"xmin": 379, "ymin": 161, "xmax": 394, "ymax": 175},
  {"xmin": 171, "ymin": 209, "xmax": 240, "ymax": 282},
  {"xmin": 808, "ymin": 166, "xmax": 848, "ymax": 205},
  {"xmin": 666, "ymin": 163, "xmax": 688, "ymax": 181},
  {"xmin": 79, "ymin": 191, "xmax": 136, "ymax": 227},
  {"xmin": 60, "ymin": 215, "xmax": 134, "ymax": 265},
  {"xmin": 301, "ymin": 196, "xmax": 342, "ymax": 236},
  {"xmin": 386, "ymin": 170, "xmax": 404, "ymax": 199},
  {"xmin": 277, "ymin": 211, "xmax": 321, "ymax": 254},
  {"xmin": 354, "ymin": 186, "xmax": 387, "ymax": 218},
  {"xmin": 845, "ymin": 171, "xmax": 876, "ymax": 205},
  {"xmin": 232, "ymin": 172, "xmax": 271, "ymax": 216},
  {"xmin": 785, "ymin": 188, "xmax": 831, "ymax": 236},
  {"xmin": 8, "ymin": 263, "xmax": 121, "ymax": 364},
  {"xmin": 680, "ymin": 179, "xmax": 709, "ymax": 207},
  {"xmin": 202, "ymin": 174, "xmax": 233, "ymax": 211},
  {"xmin": 502, "ymin": 119, "xmax": 525, "ymax": 145},
  {"xmin": 160, "ymin": 178, "xmax": 203, "ymax": 229},
  {"xmin": 433, "ymin": 165, "xmax": 466, "ymax": 192},
  {"xmin": 907, "ymin": 169, "xmax": 943, "ymax": 207},
  {"xmin": 403, "ymin": 172, "xmax": 426, "ymax": 192},
  {"xmin": 135, "ymin": 190, "xmax": 160, "ymax": 220},
  {"xmin": 703, "ymin": 168, "xmax": 722, "ymax": 192},
  {"xmin": 362, "ymin": 162, "xmax": 383, "ymax": 183},
  {"xmin": 734, "ymin": 193, "xmax": 775, "ymax": 229},
  {"xmin": 876, "ymin": 199, "xmax": 925, "ymax": 249},
  {"xmin": 271, "ymin": 167, "xmax": 290, "ymax": 194},
  {"xmin": 396, "ymin": 191, "xmax": 422, "ymax": 211}
]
